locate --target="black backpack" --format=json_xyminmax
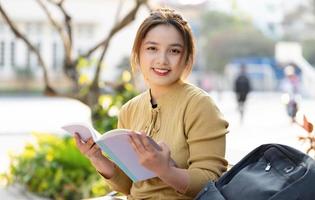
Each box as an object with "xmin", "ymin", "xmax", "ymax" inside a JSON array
[{"xmin": 195, "ymin": 143, "xmax": 315, "ymax": 200}]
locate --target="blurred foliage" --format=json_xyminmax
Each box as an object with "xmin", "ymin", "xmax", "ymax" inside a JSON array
[
  {"xmin": 2, "ymin": 133, "xmax": 111, "ymax": 200},
  {"xmin": 92, "ymin": 70, "xmax": 138, "ymax": 133},
  {"xmin": 200, "ymin": 11, "xmax": 249, "ymax": 35},
  {"xmin": 200, "ymin": 11, "xmax": 275, "ymax": 73},
  {"xmin": 75, "ymin": 56, "xmax": 135, "ymax": 109},
  {"xmin": 282, "ymin": 1, "xmax": 315, "ymax": 41},
  {"xmin": 2, "ymin": 68, "xmax": 138, "ymax": 199},
  {"xmin": 302, "ymin": 39, "xmax": 315, "ymax": 66},
  {"xmin": 116, "ymin": 56, "xmax": 130, "ymax": 71},
  {"xmin": 204, "ymin": 27, "xmax": 275, "ymax": 72},
  {"xmin": 283, "ymin": 1, "xmax": 315, "ymax": 67}
]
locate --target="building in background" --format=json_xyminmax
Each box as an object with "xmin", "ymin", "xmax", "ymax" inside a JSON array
[{"xmin": 0, "ymin": 0, "xmax": 149, "ymax": 88}]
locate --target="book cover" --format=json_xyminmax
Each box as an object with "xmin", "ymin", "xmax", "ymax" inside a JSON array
[{"xmin": 62, "ymin": 123, "xmax": 158, "ymax": 182}]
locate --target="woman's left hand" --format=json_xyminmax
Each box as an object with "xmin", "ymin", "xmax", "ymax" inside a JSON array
[{"xmin": 129, "ymin": 131, "xmax": 172, "ymax": 176}]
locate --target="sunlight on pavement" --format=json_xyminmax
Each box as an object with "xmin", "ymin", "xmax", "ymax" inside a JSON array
[{"xmin": 211, "ymin": 91, "xmax": 315, "ymax": 165}]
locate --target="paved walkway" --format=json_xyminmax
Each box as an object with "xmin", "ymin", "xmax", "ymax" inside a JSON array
[
  {"xmin": 0, "ymin": 184, "xmax": 49, "ymax": 200},
  {"xmin": 211, "ymin": 92, "xmax": 315, "ymax": 164},
  {"xmin": 0, "ymin": 92, "xmax": 314, "ymax": 199}
]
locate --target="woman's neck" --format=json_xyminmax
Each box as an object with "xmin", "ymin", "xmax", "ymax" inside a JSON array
[{"xmin": 149, "ymin": 80, "xmax": 183, "ymax": 104}]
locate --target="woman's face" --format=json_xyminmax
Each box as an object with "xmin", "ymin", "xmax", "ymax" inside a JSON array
[{"xmin": 139, "ymin": 24, "xmax": 186, "ymax": 90}]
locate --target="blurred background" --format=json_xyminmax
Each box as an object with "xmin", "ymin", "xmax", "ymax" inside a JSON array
[{"xmin": 0, "ymin": 0, "xmax": 315, "ymax": 199}]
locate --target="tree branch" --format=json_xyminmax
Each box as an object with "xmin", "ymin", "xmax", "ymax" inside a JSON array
[
  {"xmin": 36, "ymin": 0, "xmax": 63, "ymax": 32},
  {"xmin": 57, "ymin": 0, "xmax": 73, "ymax": 48},
  {"xmin": 35, "ymin": 0, "xmax": 71, "ymax": 57},
  {"xmin": 78, "ymin": 0, "xmax": 148, "ymax": 61},
  {"xmin": 89, "ymin": 0, "xmax": 148, "ymax": 88},
  {"xmin": 43, "ymin": 0, "xmax": 76, "ymax": 85},
  {"xmin": 45, "ymin": 0, "xmax": 72, "ymax": 51},
  {"xmin": 114, "ymin": 0, "xmax": 124, "ymax": 24},
  {"xmin": 0, "ymin": 3, "xmax": 55, "ymax": 94}
]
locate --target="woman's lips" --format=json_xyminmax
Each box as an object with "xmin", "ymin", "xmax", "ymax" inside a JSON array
[{"xmin": 152, "ymin": 68, "xmax": 170, "ymax": 76}]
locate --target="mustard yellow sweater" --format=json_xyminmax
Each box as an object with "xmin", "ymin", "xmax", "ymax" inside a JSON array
[{"xmin": 106, "ymin": 81, "xmax": 229, "ymax": 199}]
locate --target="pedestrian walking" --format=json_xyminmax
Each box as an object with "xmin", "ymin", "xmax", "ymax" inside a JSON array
[{"xmin": 234, "ymin": 64, "xmax": 251, "ymax": 121}]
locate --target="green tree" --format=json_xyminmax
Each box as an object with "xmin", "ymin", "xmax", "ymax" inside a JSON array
[
  {"xmin": 200, "ymin": 11, "xmax": 275, "ymax": 73},
  {"xmin": 200, "ymin": 11, "xmax": 248, "ymax": 35},
  {"xmin": 302, "ymin": 39, "xmax": 315, "ymax": 66},
  {"xmin": 281, "ymin": 0, "xmax": 315, "ymax": 67}
]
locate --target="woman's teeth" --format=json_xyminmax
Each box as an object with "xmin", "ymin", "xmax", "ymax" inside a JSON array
[{"xmin": 154, "ymin": 68, "xmax": 169, "ymax": 73}]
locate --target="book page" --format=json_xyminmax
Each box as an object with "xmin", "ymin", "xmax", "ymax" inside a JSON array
[
  {"xmin": 96, "ymin": 131, "xmax": 157, "ymax": 182},
  {"xmin": 99, "ymin": 129, "xmax": 162, "ymax": 150},
  {"xmin": 62, "ymin": 123, "xmax": 101, "ymax": 142}
]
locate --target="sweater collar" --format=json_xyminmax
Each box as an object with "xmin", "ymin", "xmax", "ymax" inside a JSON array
[{"xmin": 145, "ymin": 80, "xmax": 187, "ymax": 109}]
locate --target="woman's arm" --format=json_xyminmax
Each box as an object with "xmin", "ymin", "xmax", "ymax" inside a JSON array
[
  {"xmin": 74, "ymin": 133, "xmax": 132, "ymax": 194},
  {"xmin": 74, "ymin": 133, "xmax": 115, "ymax": 178},
  {"xmin": 157, "ymin": 162, "xmax": 190, "ymax": 193},
  {"xmin": 183, "ymin": 95, "xmax": 229, "ymax": 197}
]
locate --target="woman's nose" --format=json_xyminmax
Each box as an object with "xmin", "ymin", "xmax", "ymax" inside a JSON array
[{"xmin": 156, "ymin": 52, "xmax": 169, "ymax": 65}]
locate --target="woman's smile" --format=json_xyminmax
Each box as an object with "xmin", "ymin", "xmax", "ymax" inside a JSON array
[{"xmin": 152, "ymin": 67, "xmax": 171, "ymax": 76}]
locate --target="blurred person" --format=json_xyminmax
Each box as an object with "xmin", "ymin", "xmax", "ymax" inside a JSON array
[
  {"xmin": 74, "ymin": 8, "xmax": 229, "ymax": 200},
  {"xmin": 281, "ymin": 65, "xmax": 300, "ymax": 96},
  {"xmin": 281, "ymin": 65, "xmax": 300, "ymax": 122},
  {"xmin": 233, "ymin": 64, "xmax": 251, "ymax": 121}
]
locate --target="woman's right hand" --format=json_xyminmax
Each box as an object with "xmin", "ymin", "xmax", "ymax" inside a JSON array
[
  {"xmin": 74, "ymin": 133, "xmax": 116, "ymax": 179},
  {"xmin": 74, "ymin": 133, "xmax": 103, "ymax": 159}
]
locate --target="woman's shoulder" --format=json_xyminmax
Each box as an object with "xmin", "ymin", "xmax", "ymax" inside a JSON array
[{"xmin": 183, "ymin": 83, "xmax": 214, "ymax": 103}]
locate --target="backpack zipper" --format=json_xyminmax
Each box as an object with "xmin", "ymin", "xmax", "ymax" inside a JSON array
[{"xmin": 265, "ymin": 162, "xmax": 271, "ymax": 171}]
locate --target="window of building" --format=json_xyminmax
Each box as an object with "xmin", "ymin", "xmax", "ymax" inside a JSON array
[
  {"xmin": 26, "ymin": 46, "xmax": 31, "ymax": 69},
  {"xmin": 0, "ymin": 41, "xmax": 5, "ymax": 67},
  {"xmin": 26, "ymin": 42, "xmax": 41, "ymax": 69},
  {"xmin": 52, "ymin": 42, "xmax": 64, "ymax": 71},
  {"xmin": 36, "ymin": 42, "xmax": 41, "ymax": 66},
  {"xmin": 10, "ymin": 41, "xmax": 15, "ymax": 68},
  {"xmin": 52, "ymin": 42, "xmax": 57, "ymax": 70}
]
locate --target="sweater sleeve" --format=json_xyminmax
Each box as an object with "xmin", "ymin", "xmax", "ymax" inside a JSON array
[
  {"xmin": 183, "ymin": 95, "xmax": 229, "ymax": 197},
  {"xmin": 103, "ymin": 103, "xmax": 133, "ymax": 195}
]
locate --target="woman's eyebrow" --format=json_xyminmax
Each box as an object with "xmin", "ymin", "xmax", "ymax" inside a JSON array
[
  {"xmin": 169, "ymin": 43, "xmax": 183, "ymax": 48},
  {"xmin": 143, "ymin": 41, "xmax": 158, "ymax": 45},
  {"xmin": 144, "ymin": 41, "xmax": 183, "ymax": 48}
]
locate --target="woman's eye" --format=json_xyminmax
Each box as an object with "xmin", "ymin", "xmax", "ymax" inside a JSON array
[
  {"xmin": 170, "ymin": 49, "xmax": 181, "ymax": 54},
  {"xmin": 147, "ymin": 46, "xmax": 157, "ymax": 51}
]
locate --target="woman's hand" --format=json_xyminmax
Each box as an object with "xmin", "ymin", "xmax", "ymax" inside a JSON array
[
  {"xmin": 129, "ymin": 131, "xmax": 188, "ymax": 193},
  {"xmin": 74, "ymin": 133, "xmax": 115, "ymax": 179},
  {"xmin": 129, "ymin": 131, "xmax": 173, "ymax": 176},
  {"xmin": 74, "ymin": 133, "xmax": 103, "ymax": 159}
]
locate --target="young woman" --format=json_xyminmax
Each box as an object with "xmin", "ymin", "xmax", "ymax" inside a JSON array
[{"xmin": 75, "ymin": 8, "xmax": 229, "ymax": 200}]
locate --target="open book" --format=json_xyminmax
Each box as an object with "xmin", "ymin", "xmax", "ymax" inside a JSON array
[{"xmin": 62, "ymin": 123, "xmax": 161, "ymax": 182}]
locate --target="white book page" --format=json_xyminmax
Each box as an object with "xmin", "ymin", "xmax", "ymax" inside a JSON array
[
  {"xmin": 96, "ymin": 129, "xmax": 158, "ymax": 181},
  {"xmin": 99, "ymin": 129, "xmax": 162, "ymax": 150},
  {"xmin": 61, "ymin": 123, "xmax": 101, "ymax": 142}
]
